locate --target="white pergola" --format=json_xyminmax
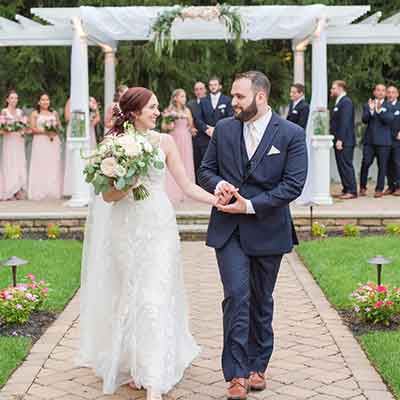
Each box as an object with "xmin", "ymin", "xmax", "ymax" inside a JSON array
[{"xmin": 1, "ymin": 5, "xmax": 400, "ymax": 206}]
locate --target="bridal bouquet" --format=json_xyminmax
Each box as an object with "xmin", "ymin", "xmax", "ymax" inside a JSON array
[{"xmin": 82, "ymin": 123, "xmax": 164, "ymax": 200}]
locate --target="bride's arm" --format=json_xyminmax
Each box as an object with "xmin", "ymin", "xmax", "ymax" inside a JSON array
[{"xmin": 162, "ymin": 134, "xmax": 217, "ymax": 205}]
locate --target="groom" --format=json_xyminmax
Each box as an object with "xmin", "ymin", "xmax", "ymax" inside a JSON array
[{"xmin": 199, "ymin": 71, "xmax": 307, "ymax": 399}]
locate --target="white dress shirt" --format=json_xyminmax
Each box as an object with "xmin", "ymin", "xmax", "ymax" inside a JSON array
[
  {"xmin": 210, "ymin": 92, "xmax": 221, "ymax": 109},
  {"xmin": 216, "ymin": 107, "xmax": 273, "ymax": 214},
  {"xmin": 335, "ymin": 92, "xmax": 347, "ymax": 105},
  {"xmin": 371, "ymin": 99, "xmax": 384, "ymax": 115}
]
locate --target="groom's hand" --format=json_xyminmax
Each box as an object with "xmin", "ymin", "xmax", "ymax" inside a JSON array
[
  {"xmin": 216, "ymin": 190, "xmax": 247, "ymax": 214},
  {"xmin": 215, "ymin": 181, "xmax": 237, "ymax": 205}
]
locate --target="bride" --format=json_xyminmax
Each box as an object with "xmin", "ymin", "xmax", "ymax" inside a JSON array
[{"xmin": 78, "ymin": 87, "xmax": 217, "ymax": 399}]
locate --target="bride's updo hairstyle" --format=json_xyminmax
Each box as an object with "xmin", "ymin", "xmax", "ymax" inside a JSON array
[{"xmin": 111, "ymin": 87, "xmax": 153, "ymax": 136}]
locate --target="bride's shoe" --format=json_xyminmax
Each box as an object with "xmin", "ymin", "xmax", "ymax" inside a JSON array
[{"xmin": 146, "ymin": 388, "xmax": 162, "ymax": 400}]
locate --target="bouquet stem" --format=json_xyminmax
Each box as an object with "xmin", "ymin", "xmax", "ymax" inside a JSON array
[{"xmin": 132, "ymin": 184, "xmax": 150, "ymax": 201}]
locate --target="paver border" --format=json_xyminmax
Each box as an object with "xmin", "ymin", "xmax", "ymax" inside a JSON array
[{"xmin": 288, "ymin": 251, "xmax": 395, "ymax": 400}]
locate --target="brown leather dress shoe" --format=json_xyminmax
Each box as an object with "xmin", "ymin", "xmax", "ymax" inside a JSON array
[
  {"xmin": 374, "ymin": 191, "xmax": 384, "ymax": 198},
  {"xmin": 383, "ymin": 188, "xmax": 395, "ymax": 196},
  {"xmin": 227, "ymin": 378, "xmax": 249, "ymax": 400},
  {"xmin": 359, "ymin": 188, "xmax": 367, "ymax": 197},
  {"xmin": 339, "ymin": 193, "xmax": 357, "ymax": 200},
  {"xmin": 249, "ymin": 371, "xmax": 266, "ymax": 391}
]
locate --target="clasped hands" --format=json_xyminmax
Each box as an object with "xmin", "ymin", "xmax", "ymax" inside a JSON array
[{"xmin": 213, "ymin": 181, "xmax": 247, "ymax": 214}]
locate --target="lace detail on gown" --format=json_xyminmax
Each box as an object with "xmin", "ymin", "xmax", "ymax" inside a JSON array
[{"xmin": 78, "ymin": 138, "xmax": 199, "ymax": 394}]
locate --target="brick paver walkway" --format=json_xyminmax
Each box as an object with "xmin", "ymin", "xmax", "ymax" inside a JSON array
[{"xmin": 0, "ymin": 244, "xmax": 394, "ymax": 400}]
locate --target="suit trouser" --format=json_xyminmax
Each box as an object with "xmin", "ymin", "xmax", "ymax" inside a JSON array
[
  {"xmin": 387, "ymin": 145, "xmax": 400, "ymax": 190},
  {"xmin": 334, "ymin": 146, "xmax": 357, "ymax": 195},
  {"xmin": 193, "ymin": 142, "xmax": 209, "ymax": 184},
  {"xmin": 360, "ymin": 144, "xmax": 391, "ymax": 192},
  {"xmin": 215, "ymin": 230, "xmax": 282, "ymax": 381}
]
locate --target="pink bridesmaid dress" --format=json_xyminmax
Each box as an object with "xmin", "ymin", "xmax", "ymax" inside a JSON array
[
  {"xmin": 0, "ymin": 108, "xmax": 28, "ymax": 200},
  {"xmin": 165, "ymin": 115, "xmax": 196, "ymax": 204},
  {"xmin": 28, "ymin": 113, "xmax": 62, "ymax": 200}
]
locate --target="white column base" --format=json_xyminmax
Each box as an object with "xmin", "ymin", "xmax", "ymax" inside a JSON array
[
  {"xmin": 64, "ymin": 138, "xmax": 91, "ymax": 208},
  {"xmin": 311, "ymin": 135, "xmax": 334, "ymax": 205}
]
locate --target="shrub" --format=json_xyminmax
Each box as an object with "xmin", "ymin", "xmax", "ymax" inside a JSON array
[
  {"xmin": 385, "ymin": 223, "xmax": 400, "ymax": 236},
  {"xmin": 0, "ymin": 274, "xmax": 49, "ymax": 325},
  {"xmin": 350, "ymin": 282, "xmax": 400, "ymax": 326},
  {"xmin": 311, "ymin": 222, "xmax": 327, "ymax": 238},
  {"xmin": 47, "ymin": 223, "xmax": 60, "ymax": 240},
  {"xmin": 344, "ymin": 224, "xmax": 360, "ymax": 237},
  {"xmin": 3, "ymin": 224, "xmax": 22, "ymax": 239}
]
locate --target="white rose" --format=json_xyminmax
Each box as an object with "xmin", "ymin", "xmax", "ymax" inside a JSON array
[
  {"xmin": 123, "ymin": 142, "xmax": 142, "ymax": 157},
  {"xmin": 143, "ymin": 142, "xmax": 153, "ymax": 153},
  {"xmin": 117, "ymin": 134, "xmax": 135, "ymax": 147},
  {"xmin": 100, "ymin": 157, "xmax": 118, "ymax": 177},
  {"xmin": 114, "ymin": 164, "xmax": 127, "ymax": 177}
]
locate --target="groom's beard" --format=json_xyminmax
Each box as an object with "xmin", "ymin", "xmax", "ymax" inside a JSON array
[{"xmin": 234, "ymin": 96, "xmax": 258, "ymax": 122}]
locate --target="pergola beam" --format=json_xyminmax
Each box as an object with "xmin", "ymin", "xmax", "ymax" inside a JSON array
[{"xmin": 327, "ymin": 25, "xmax": 400, "ymax": 44}]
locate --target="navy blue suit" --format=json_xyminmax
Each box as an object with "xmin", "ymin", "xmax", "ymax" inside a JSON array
[
  {"xmin": 360, "ymin": 102, "xmax": 394, "ymax": 192},
  {"xmin": 388, "ymin": 101, "xmax": 400, "ymax": 190},
  {"xmin": 330, "ymin": 95, "xmax": 357, "ymax": 195},
  {"xmin": 193, "ymin": 94, "xmax": 234, "ymax": 179},
  {"xmin": 286, "ymin": 99, "xmax": 310, "ymax": 130},
  {"xmin": 198, "ymin": 113, "xmax": 307, "ymax": 381}
]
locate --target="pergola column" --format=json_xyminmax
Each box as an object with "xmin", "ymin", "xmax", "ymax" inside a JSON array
[
  {"xmin": 297, "ymin": 16, "xmax": 333, "ymax": 206},
  {"xmin": 65, "ymin": 16, "xmax": 91, "ymax": 208},
  {"xmin": 103, "ymin": 46, "xmax": 116, "ymax": 115},
  {"xmin": 292, "ymin": 39, "xmax": 309, "ymax": 84}
]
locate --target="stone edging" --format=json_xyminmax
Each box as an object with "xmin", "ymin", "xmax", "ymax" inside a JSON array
[
  {"xmin": 287, "ymin": 251, "xmax": 395, "ymax": 400},
  {"xmin": 0, "ymin": 292, "xmax": 80, "ymax": 398}
]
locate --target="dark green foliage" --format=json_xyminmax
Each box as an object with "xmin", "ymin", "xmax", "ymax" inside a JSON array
[{"xmin": 0, "ymin": 0, "xmax": 399, "ymax": 112}]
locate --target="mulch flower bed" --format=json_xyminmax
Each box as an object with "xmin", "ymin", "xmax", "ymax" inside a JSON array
[
  {"xmin": 339, "ymin": 309, "xmax": 400, "ymax": 336},
  {"xmin": 0, "ymin": 311, "xmax": 58, "ymax": 344}
]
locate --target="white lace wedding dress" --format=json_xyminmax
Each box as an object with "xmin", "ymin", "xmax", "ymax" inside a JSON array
[{"xmin": 78, "ymin": 139, "xmax": 199, "ymax": 394}]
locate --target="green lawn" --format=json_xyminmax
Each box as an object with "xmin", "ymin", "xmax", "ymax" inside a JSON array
[
  {"xmin": 0, "ymin": 240, "xmax": 82, "ymax": 387},
  {"xmin": 297, "ymin": 236, "xmax": 400, "ymax": 399}
]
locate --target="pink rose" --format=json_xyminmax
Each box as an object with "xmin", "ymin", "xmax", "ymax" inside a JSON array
[
  {"xmin": 374, "ymin": 301, "xmax": 384, "ymax": 309},
  {"xmin": 377, "ymin": 285, "xmax": 387, "ymax": 293},
  {"xmin": 386, "ymin": 301, "xmax": 394, "ymax": 307},
  {"xmin": 42, "ymin": 288, "xmax": 49, "ymax": 294}
]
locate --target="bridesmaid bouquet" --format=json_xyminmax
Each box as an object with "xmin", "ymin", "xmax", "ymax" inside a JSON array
[
  {"xmin": 43, "ymin": 117, "xmax": 63, "ymax": 142},
  {"xmin": 162, "ymin": 109, "xmax": 181, "ymax": 125},
  {"xmin": 82, "ymin": 123, "xmax": 164, "ymax": 200},
  {"xmin": 0, "ymin": 114, "xmax": 28, "ymax": 133}
]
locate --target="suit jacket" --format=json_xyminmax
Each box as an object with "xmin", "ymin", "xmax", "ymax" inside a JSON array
[
  {"xmin": 198, "ymin": 113, "xmax": 308, "ymax": 256},
  {"xmin": 361, "ymin": 101, "xmax": 394, "ymax": 146},
  {"xmin": 286, "ymin": 99, "xmax": 310, "ymax": 130},
  {"xmin": 330, "ymin": 95, "xmax": 356, "ymax": 147},
  {"xmin": 187, "ymin": 98, "xmax": 201, "ymax": 122},
  {"xmin": 390, "ymin": 101, "xmax": 400, "ymax": 147},
  {"xmin": 194, "ymin": 94, "xmax": 234, "ymax": 147}
]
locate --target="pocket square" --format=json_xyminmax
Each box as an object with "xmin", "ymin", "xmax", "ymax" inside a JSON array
[{"xmin": 267, "ymin": 145, "xmax": 281, "ymax": 156}]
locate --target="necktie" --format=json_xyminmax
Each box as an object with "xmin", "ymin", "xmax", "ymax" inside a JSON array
[{"xmin": 247, "ymin": 123, "xmax": 258, "ymax": 159}]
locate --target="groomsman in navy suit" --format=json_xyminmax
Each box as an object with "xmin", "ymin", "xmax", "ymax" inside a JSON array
[
  {"xmin": 187, "ymin": 81, "xmax": 207, "ymax": 181},
  {"xmin": 193, "ymin": 77, "xmax": 234, "ymax": 180},
  {"xmin": 384, "ymin": 85, "xmax": 400, "ymax": 196},
  {"xmin": 330, "ymin": 80, "xmax": 357, "ymax": 199},
  {"xmin": 286, "ymin": 83, "xmax": 310, "ymax": 130},
  {"xmin": 360, "ymin": 84, "xmax": 394, "ymax": 198},
  {"xmin": 199, "ymin": 71, "xmax": 307, "ymax": 399}
]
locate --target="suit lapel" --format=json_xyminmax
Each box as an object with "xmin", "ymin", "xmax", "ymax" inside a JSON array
[{"xmin": 245, "ymin": 113, "xmax": 280, "ymax": 180}]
